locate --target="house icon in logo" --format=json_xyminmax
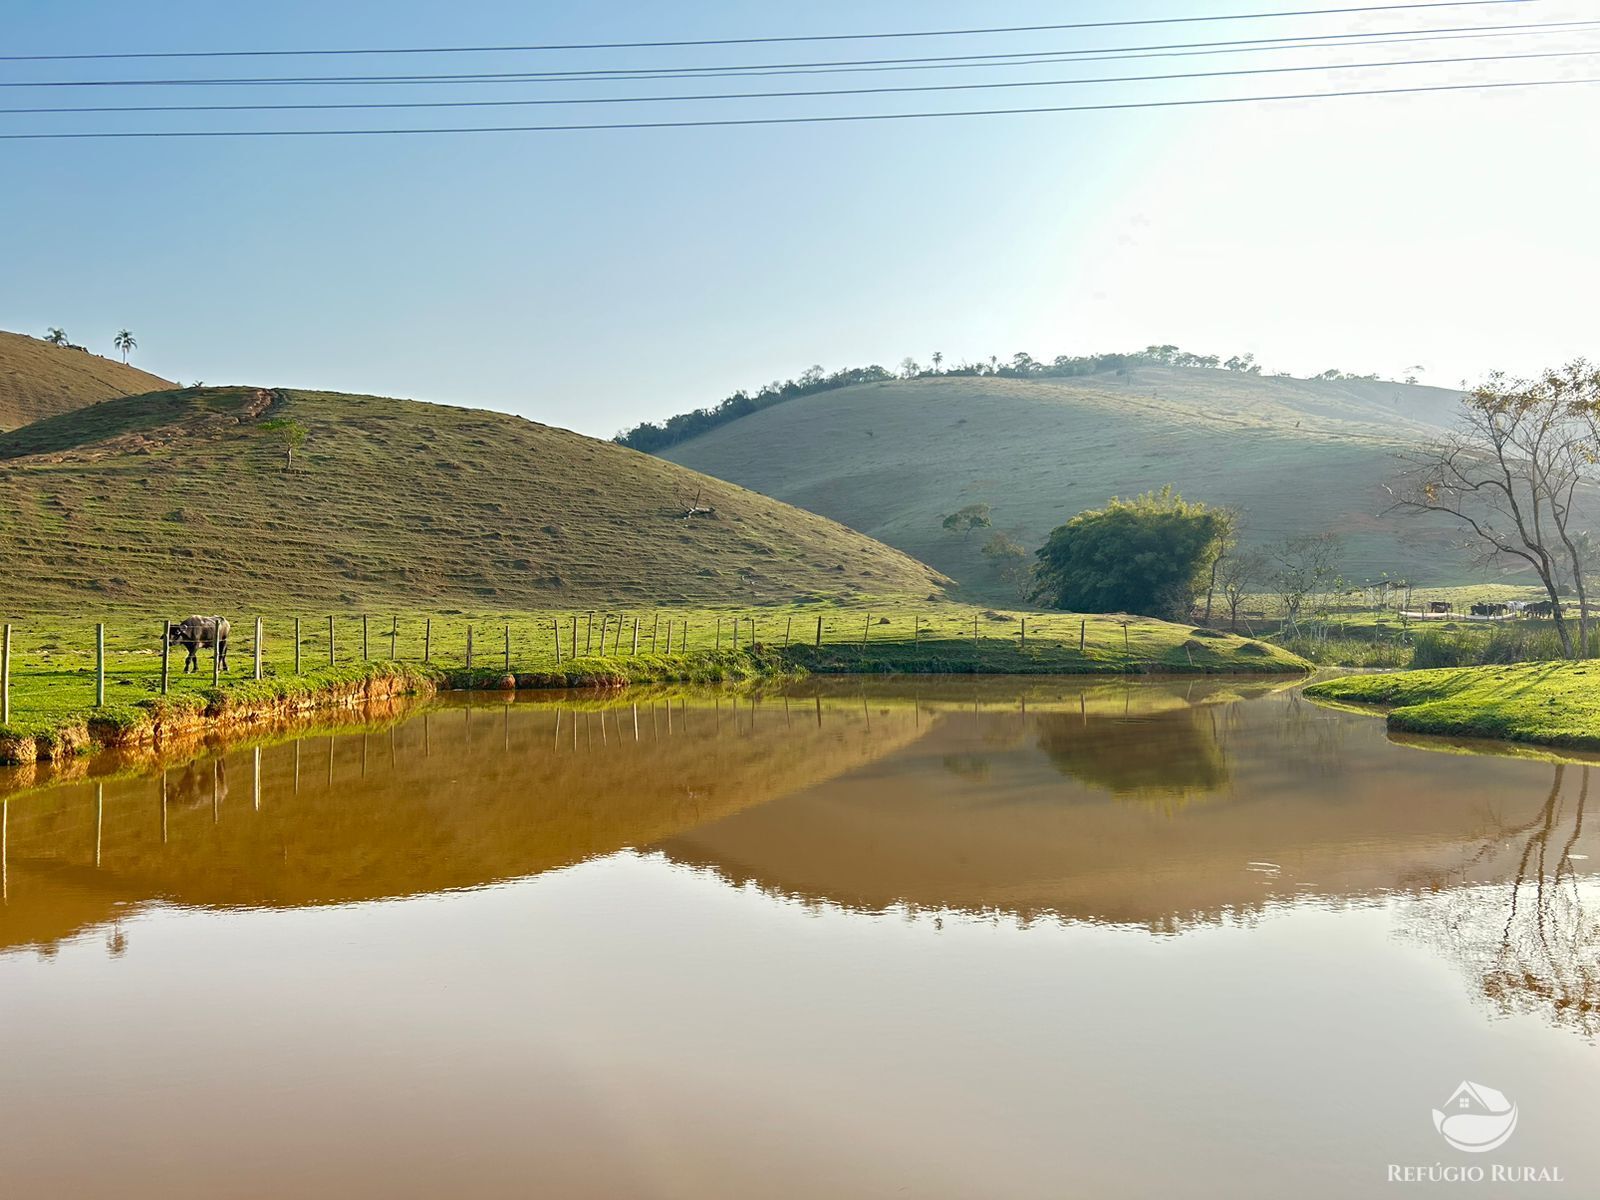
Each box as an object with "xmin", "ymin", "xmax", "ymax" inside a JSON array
[{"xmin": 1433, "ymin": 1082, "xmax": 1518, "ymax": 1153}]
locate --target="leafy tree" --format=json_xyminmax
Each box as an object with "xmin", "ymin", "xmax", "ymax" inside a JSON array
[
  {"xmin": 941, "ymin": 503, "xmax": 993, "ymax": 540},
  {"xmin": 113, "ymin": 329, "xmax": 136, "ymax": 362},
  {"xmin": 1200, "ymin": 507, "xmax": 1242, "ymax": 624},
  {"xmin": 260, "ymin": 418, "xmax": 308, "ymax": 471},
  {"xmin": 44, "ymin": 327, "xmax": 68, "ymax": 346},
  {"xmin": 980, "ymin": 531, "xmax": 1032, "ymax": 598},
  {"xmin": 1224, "ymin": 353, "xmax": 1259, "ymax": 373},
  {"xmin": 900, "ymin": 357, "xmax": 921, "ymax": 379},
  {"xmin": 1032, "ymin": 487, "xmax": 1231, "ymax": 620}
]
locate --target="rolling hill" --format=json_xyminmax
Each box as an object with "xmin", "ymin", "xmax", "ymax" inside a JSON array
[
  {"xmin": 0, "ymin": 330, "xmax": 174, "ymax": 432},
  {"xmin": 658, "ymin": 367, "xmax": 1508, "ymax": 595},
  {"xmin": 0, "ymin": 385, "xmax": 949, "ymax": 610}
]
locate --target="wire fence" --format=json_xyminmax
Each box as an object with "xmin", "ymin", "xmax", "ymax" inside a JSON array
[{"xmin": 0, "ymin": 609, "xmax": 1174, "ymax": 724}]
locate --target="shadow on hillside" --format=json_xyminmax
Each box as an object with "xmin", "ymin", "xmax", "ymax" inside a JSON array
[{"xmin": 0, "ymin": 388, "xmax": 233, "ymax": 460}]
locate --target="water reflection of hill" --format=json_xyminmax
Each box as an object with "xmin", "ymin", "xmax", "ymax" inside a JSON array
[
  {"xmin": 0, "ymin": 694, "xmax": 925, "ymax": 952},
  {"xmin": 658, "ymin": 692, "xmax": 1599, "ymax": 941}
]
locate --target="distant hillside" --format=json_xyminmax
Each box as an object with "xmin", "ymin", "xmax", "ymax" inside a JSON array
[
  {"xmin": 0, "ymin": 330, "xmax": 174, "ymax": 432},
  {"xmin": 0, "ymin": 387, "xmax": 949, "ymax": 610},
  {"xmin": 658, "ymin": 366, "xmax": 1522, "ymax": 594}
]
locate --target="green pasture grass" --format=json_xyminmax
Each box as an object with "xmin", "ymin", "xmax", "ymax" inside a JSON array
[
  {"xmin": 1305, "ymin": 661, "xmax": 1600, "ymax": 750},
  {"xmin": 0, "ymin": 601, "xmax": 1307, "ymax": 751}
]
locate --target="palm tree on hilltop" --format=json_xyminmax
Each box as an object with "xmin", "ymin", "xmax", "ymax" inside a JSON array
[
  {"xmin": 44, "ymin": 327, "xmax": 67, "ymax": 346},
  {"xmin": 113, "ymin": 329, "xmax": 136, "ymax": 363}
]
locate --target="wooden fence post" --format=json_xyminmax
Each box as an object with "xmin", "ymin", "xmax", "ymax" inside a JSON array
[
  {"xmin": 424, "ymin": 618, "xmax": 432, "ymax": 664},
  {"xmin": 1, "ymin": 623, "xmax": 10, "ymax": 726},
  {"xmin": 96, "ymin": 622, "xmax": 106, "ymax": 706},
  {"xmin": 632, "ymin": 617, "xmax": 639, "ymax": 655},
  {"xmin": 390, "ymin": 616, "xmax": 398, "ymax": 659},
  {"xmin": 1080, "ymin": 619, "xmax": 1086, "ymax": 653},
  {"xmin": 715, "ymin": 617, "xmax": 722, "ymax": 651},
  {"xmin": 973, "ymin": 614, "xmax": 979, "ymax": 649},
  {"xmin": 816, "ymin": 615, "xmax": 823, "ymax": 648},
  {"xmin": 328, "ymin": 615, "xmax": 337, "ymax": 666},
  {"xmin": 664, "ymin": 619, "xmax": 672, "ymax": 655},
  {"xmin": 569, "ymin": 615, "xmax": 578, "ymax": 660},
  {"xmin": 652, "ymin": 612, "xmax": 660, "ymax": 653},
  {"xmin": 254, "ymin": 615, "xmax": 264, "ymax": 680},
  {"xmin": 160, "ymin": 620, "xmax": 171, "ymax": 694},
  {"xmin": 784, "ymin": 616, "xmax": 792, "ymax": 648},
  {"xmin": 585, "ymin": 612, "xmax": 594, "ymax": 655},
  {"xmin": 294, "ymin": 617, "xmax": 302, "ymax": 675},
  {"xmin": 862, "ymin": 613, "xmax": 871, "ymax": 646},
  {"xmin": 504, "ymin": 624, "xmax": 511, "ymax": 672},
  {"xmin": 211, "ymin": 622, "xmax": 220, "ymax": 687},
  {"xmin": 466, "ymin": 625, "xmax": 474, "ymax": 670},
  {"xmin": 362, "ymin": 614, "xmax": 369, "ymax": 661},
  {"xmin": 553, "ymin": 618, "xmax": 563, "ymax": 662},
  {"xmin": 1020, "ymin": 618, "xmax": 1026, "ymax": 650}
]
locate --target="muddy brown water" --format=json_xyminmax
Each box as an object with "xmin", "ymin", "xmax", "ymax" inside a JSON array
[{"xmin": 1, "ymin": 678, "xmax": 1596, "ymax": 1199}]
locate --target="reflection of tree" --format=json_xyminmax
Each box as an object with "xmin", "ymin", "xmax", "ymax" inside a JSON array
[
  {"xmin": 1035, "ymin": 706, "xmax": 1227, "ymax": 804},
  {"xmin": 1407, "ymin": 764, "xmax": 1599, "ymax": 1039}
]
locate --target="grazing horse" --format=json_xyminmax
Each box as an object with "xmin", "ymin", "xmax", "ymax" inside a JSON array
[{"xmin": 168, "ymin": 615, "xmax": 230, "ymax": 673}]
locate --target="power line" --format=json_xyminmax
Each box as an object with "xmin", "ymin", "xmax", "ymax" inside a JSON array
[
  {"xmin": 3, "ymin": 18, "xmax": 1586, "ymax": 88},
  {"xmin": 1, "ymin": 75, "xmax": 1590, "ymax": 138},
  {"xmin": 0, "ymin": 1, "xmax": 1531, "ymax": 61},
  {"xmin": 4, "ymin": 46, "xmax": 1593, "ymax": 116}
]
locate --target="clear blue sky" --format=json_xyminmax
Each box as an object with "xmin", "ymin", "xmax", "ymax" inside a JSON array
[{"xmin": 3, "ymin": 0, "xmax": 1596, "ymax": 436}]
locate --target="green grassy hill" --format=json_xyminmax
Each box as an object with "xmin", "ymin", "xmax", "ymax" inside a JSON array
[
  {"xmin": 0, "ymin": 330, "xmax": 174, "ymax": 432},
  {"xmin": 0, "ymin": 386, "xmax": 950, "ymax": 610},
  {"xmin": 658, "ymin": 367, "xmax": 1518, "ymax": 596}
]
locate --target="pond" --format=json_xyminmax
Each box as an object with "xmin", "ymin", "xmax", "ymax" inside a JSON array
[{"xmin": 1, "ymin": 678, "xmax": 1596, "ymax": 1198}]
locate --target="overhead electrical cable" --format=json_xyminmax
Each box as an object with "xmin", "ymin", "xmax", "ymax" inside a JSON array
[
  {"xmin": 0, "ymin": 18, "xmax": 1589, "ymax": 88},
  {"xmin": 2, "ymin": 45, "xmax": 1594, "ymax": 115},
  {"xmin": 1, "ymin": 75, "xmax": 1591, "ymax": 139},
  {"xmin": 0, "ymin": 1, "xmax": 1535, "ymax": 61}
]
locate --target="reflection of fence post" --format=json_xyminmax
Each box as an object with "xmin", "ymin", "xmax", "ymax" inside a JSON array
[
  {"xmin": 96, "ymin": 623, "xmax": 106, "ymax": 706},
  {"xmin": 294, "ymin": 617, "xmax": 302, "ymax": 675},
  {"xmin": 254, "ymin": 616, "xmax": 263, "ymax": 680},
  {"xmin": 1, "ymin": 623, "xmax": 10, "ymax": 725},
  {"xmin": 160, "ymin": 620, "xmax": 170, "ymax": 695}
]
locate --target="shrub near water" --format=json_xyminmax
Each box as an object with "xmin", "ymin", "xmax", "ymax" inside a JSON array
[{"xmin": 1409, "ymin": 624, "xmax": 1598, "ymax": 668}]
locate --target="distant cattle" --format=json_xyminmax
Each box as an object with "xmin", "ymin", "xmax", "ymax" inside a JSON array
[
  {"xmin": 1470, "ymin": 602, "xmax": 1509, "ymax": 618},
  {"xmin": 1526, "ymin": 600, "xmax": 1556, "ymax": 618},
  {"xmin": 1427, "ymin": 601, "xmax": 1452, "ymax": 614},
  {"xmin": 168, "ymin": 615, "xmax": 230, "ymax": 673}
]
